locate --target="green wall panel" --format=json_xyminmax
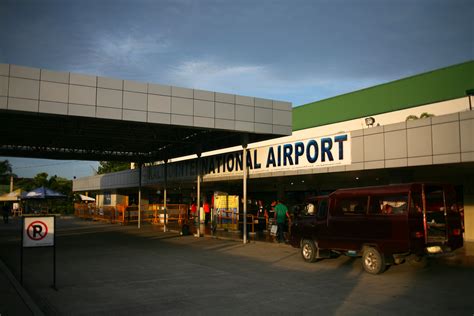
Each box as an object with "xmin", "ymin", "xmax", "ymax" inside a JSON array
[{"xmin": 293, "ymin": 61, "xmax": 474, "ymax": 131}]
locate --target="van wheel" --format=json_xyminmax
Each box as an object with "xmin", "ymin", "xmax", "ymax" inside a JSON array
[
  {"xmin": 301, "ymin": 239, "xmax": 317, "ymax": 263},
  {"xmin": 408, "ymin": 255, "xmax": 428, "ymax": 268},
  {"xmin": 362, "ymin": 247, "xmax": 386, "ymax": 274}
]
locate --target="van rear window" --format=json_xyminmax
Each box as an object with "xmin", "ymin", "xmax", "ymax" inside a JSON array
[{"xmin": 369, "ymin": 195, "xmax": 408, "ymax": 215}]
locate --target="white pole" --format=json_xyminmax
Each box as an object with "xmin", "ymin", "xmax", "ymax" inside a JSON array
[
  {"xmin": 164, "ymin": 160, "xmax": 167, "ymax": 232},
  {"xmin": 196, "ymin": 156, "xmax": 201, "ymax": 237},
  {"xmin": 243, "ymin": 144, "xmax": 248, "ymax": 244},
  {"xmin": 138, "ymin": 162, "xmax": 142, "ymax": 229}
]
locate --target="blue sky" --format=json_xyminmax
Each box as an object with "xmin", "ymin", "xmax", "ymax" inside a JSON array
[{"xmin": 0, "ymin": 0, "xmax": 472, "ymax": 179}]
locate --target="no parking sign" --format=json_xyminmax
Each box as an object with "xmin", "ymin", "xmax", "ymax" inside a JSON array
[
  {"xmin": 23, "ymin": 216, "xmax": 55, "ymax": 247},
  {"xmin": 21, "ymin": 216, "xmax": 57, "ymax": 289}
]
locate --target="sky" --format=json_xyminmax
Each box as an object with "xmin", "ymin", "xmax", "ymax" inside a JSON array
[{"xmin": 0, "ymin": 0, "xmax": 473, "ymax": 180}]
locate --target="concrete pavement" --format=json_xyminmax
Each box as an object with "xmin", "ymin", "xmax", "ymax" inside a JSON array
[{"xmin": 1, "ymin": 217, "xmax": 474, "ymax": 315}]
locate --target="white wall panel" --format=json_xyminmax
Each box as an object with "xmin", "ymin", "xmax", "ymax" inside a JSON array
[
  {"xmin": 69, "ymin": 85, "xmax": 96, "ymax": 106},
  {"xmin": 8, "ymin": 97, "xmax": 38, "ymax": 112},
  {"xmin": 8, "ymin": 78, "xmax": 39, "ymax": 99},
  {"xmin": 40, "ymin": 81, "xmax": 69, "ymax": 103},
  {"xmin": 39, "ymin": 101, "xmax": 68, "ymax": 115},
  {"xmin": 194, "ymin": 100, "xmax": 214, "ymax": 118},
  {"xmin": 0, "ymin": 64, "xmax": 9, "ymax": 76},
  {"xmin": 97, "ymin": 88, "xmax": 122, "ymax": 109},
  {"xmin": 148, "ymin": 83, "xmax": 171, "ymax": 96},
  {"xmin": 123, "ymin": 91, "xmax": 147, "ymax": 111},
  {"xmin": 148, "ymin": 112, "xmax": 171, "ymax": 124},
  {"xmin": 215, "ymin": 92, "xmax": 234, "ymax": 104},
  {"xmin": 0, "ymin": 96, "xmax": 7, "ymax": 109},
  {"xmin": 70, "ymin": 73, "xmax": 96, "ymax": 87},
  {"xmin": 10, "ymin": 65, "xmax": 40, "ymax": 80},
  {"xmin": 68, "ymin": 104, "xmax": 96, "ymax": 117},
  {"xmin": 96, "ymin": 106, "xmax": 122, "ymax": 120},
  {"xmin": 215, "ymin": 102, "xmax": 234, "ymax": 120},
  {"xmin": 148, "ymin": 94, "xmax": 170, "ymax": 113},
  {"xmin": 98, "ymin": 77, "xmax": 122, "ymax": 90},
  {"xmin": 171, "ymin": 97, "xmax": 193, "ymax": 115},
  {"xmin": 41, "ymin": 70, "xmax": 69, "ymax": 83},
  {"xmin": 0, "ymin": 76, "xmax": 8, "ymax": 96}
]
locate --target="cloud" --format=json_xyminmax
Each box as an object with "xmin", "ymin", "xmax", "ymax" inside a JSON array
[
  {"xmin": 165, "ymin": 59, "xmax": 381, "ymax": 105},
  {"xmin": 69, "ymin": 31, "xmax": 171, "ymax": 78}
]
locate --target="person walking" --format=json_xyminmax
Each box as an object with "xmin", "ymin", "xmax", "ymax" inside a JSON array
[{"xmin": 274, "ymin": 200, "xmax": 290, "ymax": 243}]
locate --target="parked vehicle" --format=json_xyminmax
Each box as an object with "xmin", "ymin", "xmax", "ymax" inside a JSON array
[{"xmin": 289, "ymin": 183, "xmax": 464, "ymax": 274}]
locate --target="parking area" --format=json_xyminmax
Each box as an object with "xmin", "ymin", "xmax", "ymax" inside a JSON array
[{"xmin": 1, "ymin": 217, "xmax": 474, "ymax": 315}]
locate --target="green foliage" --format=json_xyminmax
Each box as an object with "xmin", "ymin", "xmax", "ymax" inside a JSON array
[
  {"xmin": 0, "ymin": 160, "xmax": 16, "ymax": 184},
  {"xmin": 97, "ymin": 161, "xmax": 130, "ymax": 174},
  {"xmin": 405, "ymin": 113, "xmax": 435, "ymax": 121},
  {"xmin": 405, "ymin": 115, "xmax": 419, "ymax": 121},
  {"xmin": 16, "ymin": 172, "xmax": 74, "ymax": 215},
  {"xmin": 420, "ymin": 112, "xmax": 435, "ymax": 119}
]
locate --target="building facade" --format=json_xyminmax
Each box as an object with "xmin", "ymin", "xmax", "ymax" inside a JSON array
[{"xmin": 73, "ymin": 61, "xmax": 474, "ymax": 240}]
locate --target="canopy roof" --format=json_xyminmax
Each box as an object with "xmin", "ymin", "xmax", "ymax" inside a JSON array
[
  {"xmin": 0, "ymin": 188, "xmax": 22, "ymax": 201},
  {"xmin": 0, "ymin": 64, "xmax": 292, "ymax": 162}
]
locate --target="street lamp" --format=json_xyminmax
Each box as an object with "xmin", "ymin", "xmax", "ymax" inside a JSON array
[{"xmin": 365, "ymin": 117, "xmax": 375, "ymax": 127}]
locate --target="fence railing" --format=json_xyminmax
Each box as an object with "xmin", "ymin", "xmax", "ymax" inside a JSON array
[
  {"xmin": 74, "ymin": 203, "xmax": 189, "ymax": 227},
  {"xmin": 74, "ymin": 204, "xmax": 287, "ymax": 238}
]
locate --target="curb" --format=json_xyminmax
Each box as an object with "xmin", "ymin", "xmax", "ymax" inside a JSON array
[{"xmin": 0, "ymin": 259, "xmax": 44, "ymax": 316}]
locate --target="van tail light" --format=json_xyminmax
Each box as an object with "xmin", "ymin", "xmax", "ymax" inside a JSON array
[
  {"xmin": 413, "ymin": 231, "xmax": 424, "ymax": 238},
  {"xmin": 452, "ymin": 229, "xmax": 461, "ymax": 236}
]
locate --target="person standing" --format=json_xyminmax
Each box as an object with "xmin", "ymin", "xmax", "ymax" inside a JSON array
[
  {"xmin": 190, "ymin": 200, "xmax": 197, "ymax": 222},
  {"xmin": 2, "ymin": 203, "xmax": 10, "ymax": 224},
  {"xmin": 256, "ymin": 200, "xmax": 266, "ymax": 231},
  {"xmin": 203, "ymin": 200, "xmax": 211, "ymax": 226},
  {"xmin": 274, "ymin": 200, "xmax": 290, "ymax": 243}
]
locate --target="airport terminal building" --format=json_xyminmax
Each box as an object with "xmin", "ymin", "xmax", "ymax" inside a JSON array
[{"xmin": 71, "ymin": 61, "xmax": 474, "ymax": 240}]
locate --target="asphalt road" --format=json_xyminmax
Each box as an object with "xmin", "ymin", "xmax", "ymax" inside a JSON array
[{"xmin": 1, "ymin": 217, "xmax": 473, "ymax": 315}]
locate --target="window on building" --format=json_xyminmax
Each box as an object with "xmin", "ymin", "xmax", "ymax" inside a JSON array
[{"xmin": 103, "ymin": 192, "xmax": 111, "ymax": 205}]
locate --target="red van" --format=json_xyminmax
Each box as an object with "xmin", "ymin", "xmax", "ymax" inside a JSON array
[{"xmin": 289, "ymin": 183, "xmax": 464, "ymax": 274}]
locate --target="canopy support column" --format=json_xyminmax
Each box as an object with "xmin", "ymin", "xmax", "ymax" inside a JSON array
[
  {"xmin": 164, "ymin": 159, "xmax": 168, "ymax": 232},
  {"xmin": 138, "ymin": 162, "xmax": 142, "ymax": 229},
  {"xmin": 242, "ymin": 134, "xmax": 248, "ymax": 244},
  {"xmin": 196, "ymin": 151, "xmax": 202, "ymax": 237}
]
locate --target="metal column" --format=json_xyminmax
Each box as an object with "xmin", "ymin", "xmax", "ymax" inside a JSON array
[
  {"xmin": 196, "ymin": 153, "xmax": 201, "ymax": 237},
  {"xmin": 163, "ymin": 160, "xmax": 168, "ymax": 232},
  {"xmin": 242, "ymin": 144, "xmax": 248, "ymax": 244},
  {"xmin": 138, "ymin": 162, "xmax": 142, "ymax": 229}
]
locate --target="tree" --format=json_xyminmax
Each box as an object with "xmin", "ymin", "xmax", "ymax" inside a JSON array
[
  {"xmin": 0, "ymin": 160, "xmax": 15, "ymax": 184},
  {"xmin": 33, "ymin": 172, "xmax": 49, "ymax": 188},
  {"xmin": 97, "ymin": 161, "xmax": 130, "ymax": 174}
]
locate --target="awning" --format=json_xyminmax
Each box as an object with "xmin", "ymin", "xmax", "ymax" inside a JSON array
[
  {"xmin": 79, "ymin": 194, "xmax": 95, "ymax": 202},
  {"xmin": 0, "ymin": 189, "xmax": 22, "ymax": 202},
  {"xmin": 22, "ymin": 186, "xmax": 67, "ymax": 199}
]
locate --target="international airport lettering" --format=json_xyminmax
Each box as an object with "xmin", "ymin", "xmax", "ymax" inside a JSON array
[
  {"xmin": 203, "ymin": 134, "xmax": 349, "ymax": 175},
  {"xmin": 146, "ymin": 133, "xmax": 350, "ymax": 181}
]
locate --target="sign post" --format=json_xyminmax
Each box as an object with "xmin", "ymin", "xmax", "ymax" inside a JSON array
[{"xmin": 21, "ymin": 216, "xmax": 57, "ymax": 290}]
